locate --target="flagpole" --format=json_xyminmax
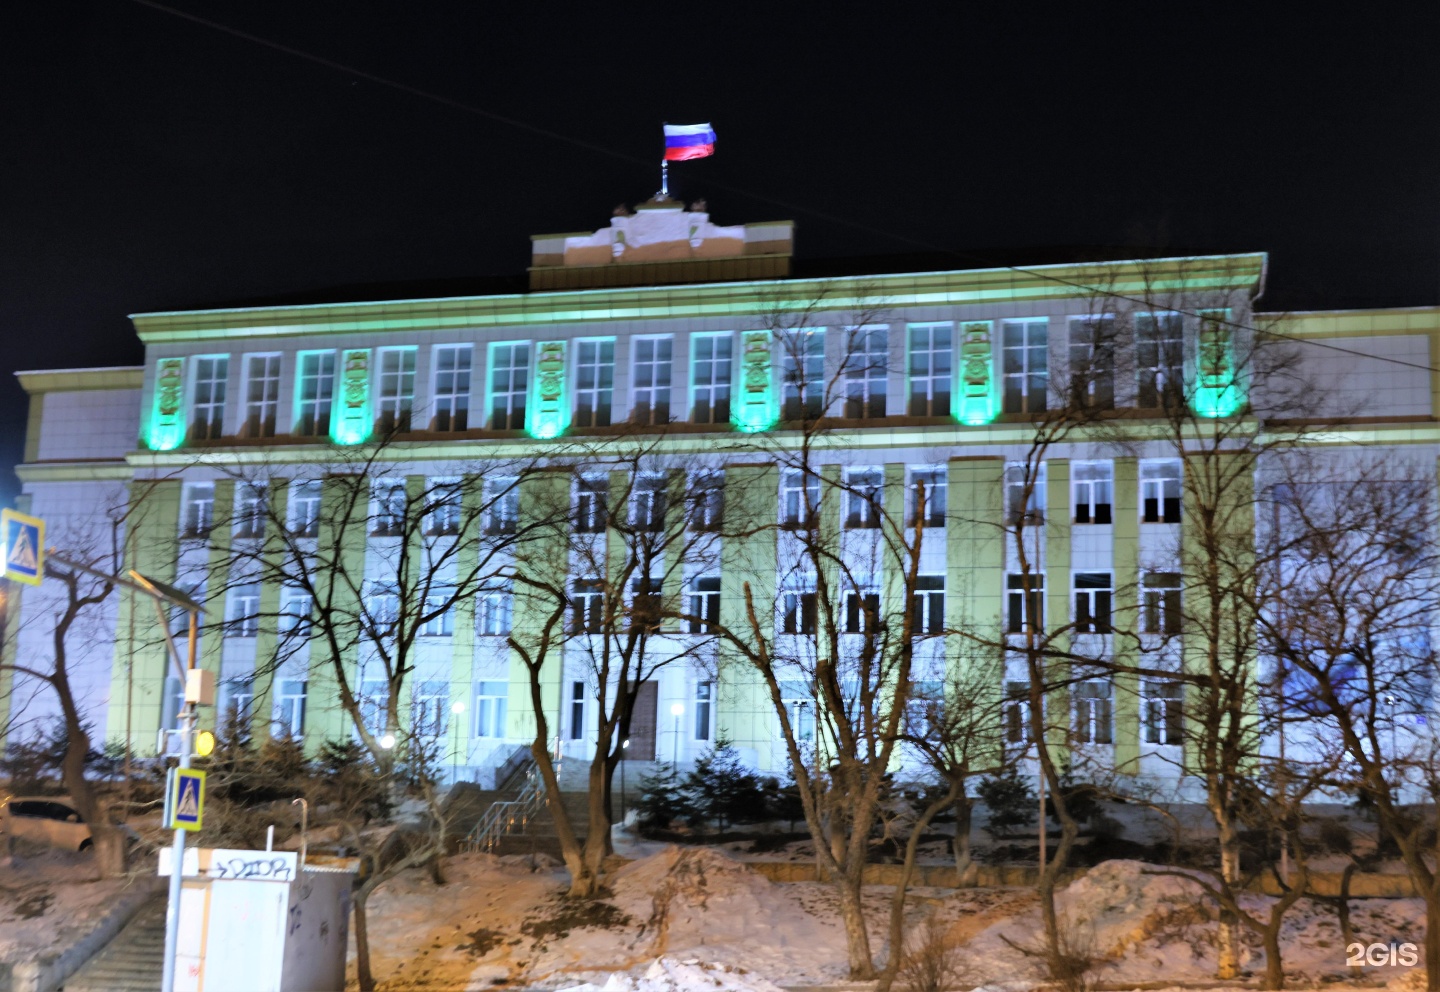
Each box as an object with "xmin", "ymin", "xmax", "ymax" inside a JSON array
[{"xmin": 660, "ymin": 159, "xmax": 669, "ymax": 199}]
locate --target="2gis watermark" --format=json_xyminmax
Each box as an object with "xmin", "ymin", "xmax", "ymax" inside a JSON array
[{"xmin": 1346, "ymin": 942, "xmax": 1420, "ymax": 968}]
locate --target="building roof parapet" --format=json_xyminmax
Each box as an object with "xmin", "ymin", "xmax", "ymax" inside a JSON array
[
  {"xmin": 15, "ymin": 367, "xmax": 145, "ymax": 394},
  {"xmin": 128, "ymin": 253, "xmax": 1266, "ymax": 346}
]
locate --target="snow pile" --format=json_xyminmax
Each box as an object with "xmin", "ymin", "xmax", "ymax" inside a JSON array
[
  {"xmin": 1054, "ymin": 859, "xmax": 1212, "ymax": 961},
  {"xmin": 558, "ymin": 957, "xmax": 788, "ymax": 992}
]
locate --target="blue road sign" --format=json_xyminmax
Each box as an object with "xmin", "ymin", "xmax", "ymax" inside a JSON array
[
  {"xmin": 166, "ymin": 768, "xmax": 206, "ymax": 832},
  {"xmin": 1, "ymin": 509, "xmax": 44, "ymax": 587}
]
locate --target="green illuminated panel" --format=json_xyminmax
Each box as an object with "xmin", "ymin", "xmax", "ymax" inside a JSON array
[
  {"xmin": 733, "ymin": 330, "xmax": 775, "ymax": 432},
  {"xmin": 1192, "ymin": 313, "xmax": 1244, "ymax": 418},
  {"xmin": 528, "ymin": 340, "xmax": 569, "ymax": 439},
  {"xmin": 956, "ymin": 321, "xmax": 998, "ymax": 426},
  {"xmin": 331, "ymin": 349, "xmax": 372, "ymax": 445},
  {"xmin": 147, "ymin": 358, "xmax": 186, "ymax": 451}
]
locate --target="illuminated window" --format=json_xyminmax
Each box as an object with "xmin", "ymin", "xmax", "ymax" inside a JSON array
[
  {"xmin": 1068, "ymin": 317, "xmax": 1116, "ymax": 410},
  {"xmin": 632, "ymin": 337, "xmax": 673, "ymax": 425},
  {"xmin": 376, "ymin": 348, "xmax": 416, "ymax": 434},
  {"xmin": 1136, "ymin": 313, "xmax": 1184, "ymax": 410},
  {"xmin": 474, "ymin": 682, "xmax": 508, "ymax": 738},
  {"xmin": 574, "ymin": 340, "xmax": 615, "ymax": 428},
  {"xmin": 1002, "ymin": 320, "xmax": 1048, "ymax": 414},
  {"xmin": 908, "ymin": 324, "xmax": 952, "ymax": 417},
  {"xmin": 190, "ymin": 356, "xmax": 228, "ymax": 441},
  {"xmin": 289, "ymin": 480, "xmax": 322, "ymax": 537},
  {"xmin": 908, "ymin": 467, "xmax": 947, "ymax": 527},
  {"xmin": 1073, "ymin": 462, "xmax": 1113, "ymax": 524},
  {"xmin": 691, "ymin": 333, "xmax": 733, "ymax": 424},
  {"xmin": 432, "ymin": 345, "xmax": 472, "ymax": 432},
  {"xmin": 781, "ymin": 329, "xmax": 825, "ymax": 421},
  {"xmin": 489, "ymin": 342, "xmax": 529, "ymax": 430},
  {"xmin": 844, "ymin": 326, "xmax": 888, "ymax": 419},
  {"xmin": 295, "ymin": 352, "xmax": 336, "ymax": 437},
  {"xmin": 243, "ymin": 354, "xmax": 280, "ymax": 438}
]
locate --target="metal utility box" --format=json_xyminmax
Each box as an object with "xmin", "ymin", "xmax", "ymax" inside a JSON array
[{"xmin": 159, "ymin": 847, "xmax": 353, "ymax": 992}]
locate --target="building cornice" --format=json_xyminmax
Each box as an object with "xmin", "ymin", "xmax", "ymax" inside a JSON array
[
  {"xmin": 128, "ymin": 254, "xmax": 1267, "ymax": 346},
  {"xmin": 15, "ymin": 367, "xmax": 145, "ymax": 394}
]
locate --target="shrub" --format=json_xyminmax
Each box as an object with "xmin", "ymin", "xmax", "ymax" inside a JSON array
[
  {"xmin": 633, "ymin": 761, "xmax": 688, "ymax": 835},
  {"xmin": 898, "ymin": 912, "xmax": 965, "ymax": 992},
  {"xmin": 682, "ymin": 736, "xmax": 766, "ymax": 832},
  {"xmin": 977, "ymin": 767, "xmax": 1036, "ymax": 839}
]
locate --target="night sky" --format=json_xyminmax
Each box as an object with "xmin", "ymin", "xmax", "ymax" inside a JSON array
[{"xmin": 3, "ymin": 2, "xmax": 1438, "ymax": 506}]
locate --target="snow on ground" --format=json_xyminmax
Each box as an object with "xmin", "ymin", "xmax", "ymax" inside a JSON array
[
  {"xmin": 350, "ymin": 850, "xmax": 1429, "ymax": 991},
  {"xmin": 0, "ymin": 848, "xmax": 144, "ymax": 966}
]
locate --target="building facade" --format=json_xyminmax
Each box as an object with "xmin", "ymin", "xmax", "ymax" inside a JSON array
[{"xmin": 4, "ymin": 198, "xmax": 1438, "ymax": 794}]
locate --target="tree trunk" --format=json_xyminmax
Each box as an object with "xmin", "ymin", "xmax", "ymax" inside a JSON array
[
  {"xmin": 1216, "ymin": 821, "xmax": 1243, "ymax": 979},
  {"xmin": 876, "ymin": 785, "xmax": 957, "ymax": 992},
  {"xmin": 1260, "ymin": 924, "xmax": 1285, "ymax": 991},
  {"xmin": 354, "ymin": 886, "xmax": 375, "ymax": 992},
  {"xmin": 952, "ymin": 796, "xmax": 975, "ymax": 884},
  {"xmin": 836, "ymin": 870, "xmax": 875, "ymax": 980}
]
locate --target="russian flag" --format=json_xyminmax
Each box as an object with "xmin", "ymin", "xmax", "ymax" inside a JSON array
[{"xmin": 664, "ymin": 123, "xmax": 716, "ymax": 162}]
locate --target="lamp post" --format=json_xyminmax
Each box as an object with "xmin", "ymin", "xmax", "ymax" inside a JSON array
[
  {"xmin": 450, "ymin": 700, "xmax": 467, "ymax": 784},
  {"xmin": 670, "ymin": 702, "xmax": 685, "ymax": 765},
  {"xmin": 621, "ymin": 738, "xmax": 630, "ymax": 820}
]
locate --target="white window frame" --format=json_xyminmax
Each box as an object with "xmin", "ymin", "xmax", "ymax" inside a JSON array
[
  {"xmin": 690, "ymin": 332, "xmax": 733, "ymax": 425},
  {"xmin": 908, "ymin": 466, "xmax": 947, "ymax": 528},
  {"xmin": 1072, "ymin": 461, "xmax": 1114, "ymax": 525},
  {"xmin": 180, "ymin": 482, "xmax": 215, "ymax": 538},
  {"xmin": 569, "ymin": 680, "xmax": 586, "ymax": 740},
  {"xmin": 488, "ymin": 342, "xmax": 530, "ymax": 430},
  {"xmin": 295, "ymin": 351, "xmax": 336, "ymax": 437},
  {"xmin": 844, "ymin": 325, "xmax": 889, "ymax": 419},
  {"xmin": 844, "ymin": 468, "xmax": 883, "ymax": 530},
  {"xmin": 780, "ymin": 575, "xmax": 818, "ymax": 635},
  {"xmin": 1143, "ymin": 679, "xmax": 1184, "ymax": 745},
  {"xmin": 1004, "ymin": 462, "xmax": 1046, "ymax": 527},
  {"xmin": 631, "ymin": 336, "xmax": 673, "ymax": 425},
  {"xmin": 279, "ymin": 585, "xmax": 313, "ymax": 639},
  {"xmin": 908, "ymin": 323, "xmax": 953, "ymax": 417},
  {"xmin": 693, "ymin": 680, "xmax": 713, "ymax": 741},
  {"xmin": 1001, "ymin": 319, "xmax": 1048, "ymax": 414},
  {"xmin": 574, "ymin": 339, "xmax": 615, "ymax": 428},
  {"xmin": 1073, "ymin": 680, "xmax": 1113, "ymax": 744},
  {"xmin": 1004, "ymin": 680, "xmax": 1033, "ymax": 744},
  {"xmin": 235, "ymin": 483, "xmax": 267, "ymax": 539},
  {"xmin": 242, "ymin": 353, "xmax": 281, "ymax": 438},
  {"xmin": 411, "ymin": 682, "xmax": 448, "ymax": 738},
  {"xmin": 781, "ymin": 469, "xmax": 819, "ymax": 528},
  {"xmin": 912, "ymin": 575, "xmax": 945, "ymax": 636},
  {"xmin": 289, "ymin": 480, "xmax": 322, "ymax": 537},
  {"xmin": 780, "ymin": 328, "xmax": 825, "ymax": 421},
  {"xmin": 690, "ymin": 472, "xmax": 724, "ymax": 532},
  {"xmin": 571, "ymin": 578, "xmax": 604, "ymax": 634},
  {"xmin": 1068, "ymin": 316, "xmax": 1117, "ymax": 409},
  {"xmin": 477, "ymin": 582, "xmax": 513, "ymax": 636},
  {"xmin": 426, "ymin": 478, "xmax": 463, "ymax": 536},
  {"xmin": 1006, "ymin": 573, "xmax": 1044, "ymax": 634},
  {"xmin": 687, "ymin": 575, "xmax": 720, "ymax": 634},
  {"xmin": 274, "ymin": 679, "xmax": 308, "ymax": 739},
  {"xmin": 482, "ymin": 476, "xmax": 520, "ymax": 536},
  {"xmin": 420, "ymin": 586, "xmax": 456, "ymax": 637},
  {"xmin": 376, "ymin": 347, "xmax": 416, "ymax": 434},
  {"xmin": 1142, "ymin": 572, "xmax": 1183, "ymax": 634},
  {"xmin": 225, "ymin": 584, "xmax": 260, "ymax": 638},
  {"xmin": 632, "ymin": 473, "xmax": 668, "ymax": 533},
  {"xmin": 1136, "ymin": 312, "xmax": 1184, "ymax": 410},
  {"xmin": 371, "ymin": 480, "xmax": 407, "ymax": 537},
  {"xmin": 431, "ymin": 344, "xmax": 472, "ymax": 432},
  {"xmin": 190, "ymin": 355, "xmax": 229, "ymax": 441},
  {"xmin": 842, "ymin": 580, "xmax": 881, "ymax": 634},
  {"xmin": 1141, "ymin": 460, "xmax": 1183, "ymax": 523},
  {"xmin": 474, "ymin": 681, "xmax": 509, "ymax": 738},
  {"xmin": 1074, "ymin": 572, "xmax": 1113, "ymax": 634},
  {"xmin": 780, "ymin": 681, "xmax": 816, "ymax": 741}
]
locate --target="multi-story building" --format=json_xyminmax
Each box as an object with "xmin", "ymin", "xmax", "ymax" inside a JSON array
[{"xmin": 4, "ymin": 197, "xmax": 1436, "ymax": 794}]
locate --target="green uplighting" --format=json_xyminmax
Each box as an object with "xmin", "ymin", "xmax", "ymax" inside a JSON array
[
  {"xmin": 955, "ymin": 322, "xmax": 997, "ymax": 425},
  {"xmin": 1193, "ymin": 382, "xmax": 1244, "ymax": 419},
  {"xmin": 734, "ymin": 405, "xmax": 776, "ymax": 433},
  {"xmin": 1192, "ymin": 313, "xmax": 1245, "ymax": 418},
  {"xmin": 526, "ymin": 341, "xmax": 570, "ymax": 440},
  {"xmin": 330, "ymin": 348, "xmax": 373, "ymax": 445},
  {"xmin": 147, "ymin": 357, "xmax": 186, "ymax": 451}
]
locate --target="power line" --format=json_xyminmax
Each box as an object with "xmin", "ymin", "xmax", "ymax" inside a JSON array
[{"xmin": 123, "ymin": 0, "xmax": 1440, "ymax": 378}]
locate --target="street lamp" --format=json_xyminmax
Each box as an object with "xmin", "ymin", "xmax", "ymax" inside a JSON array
[
  {"xmin": 380, "ymin": 733, "xmax": 396, "ymax": 750},
  {"xmin": 670, "ymin": 702, "xmax": 685, "ymax": 764},
  {"xmin": 451, "ymin": 700, "xmax": 467, "ymax": 783}
]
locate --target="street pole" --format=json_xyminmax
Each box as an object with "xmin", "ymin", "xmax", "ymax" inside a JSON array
[
  {"xmin": 620, "ymin": 739, "xmax": 629, "ymax": 820},
  {"xmin": 160, "ymin": 608, "xmax": 198, "ymax": 992},
  {"xmin": 670, "ymin": 702, "xmax": 684, "ymax": 765}
]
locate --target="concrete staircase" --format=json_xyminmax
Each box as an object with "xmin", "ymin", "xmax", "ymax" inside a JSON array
[
  {"xmin": 62, "ymin": 894, "xmax": 166, "ymax": 992},
  {"xmin": 447, "ymin": 782, "xmax": 599, "ymax": 860}
]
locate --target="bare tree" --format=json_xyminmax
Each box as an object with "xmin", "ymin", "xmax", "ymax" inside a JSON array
[{"xmin": 508, "ymin": 440, "xmax": 722, "ymax": 897}]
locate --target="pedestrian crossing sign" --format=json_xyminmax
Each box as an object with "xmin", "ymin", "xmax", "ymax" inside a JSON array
[
  {"xmin": 1, "ymin": 509, "xmax": 44, "ymax": 587},
  {"xmin": 165, "ymin": 768, "xmax": 206, "ymax": 832}
]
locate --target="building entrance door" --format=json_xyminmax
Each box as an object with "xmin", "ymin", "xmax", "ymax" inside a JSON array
[{"xmin": 627, "ymin": 682, "xmax": 658, "ymax": 760}]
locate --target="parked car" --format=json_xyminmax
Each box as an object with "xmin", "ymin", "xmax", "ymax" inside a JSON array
[{"xmin": 2, "ymin": 796, "xmax": 103, "ymax": 851}]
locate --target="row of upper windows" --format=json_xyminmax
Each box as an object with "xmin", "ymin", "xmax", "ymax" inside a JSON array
[
  {"xmin": 174, "ymin": 314, "xmax": 1206, "ymax": 442},
  {"xmin": 176, "ymin": 459, "xmax": 1185, "ymax": 539}
]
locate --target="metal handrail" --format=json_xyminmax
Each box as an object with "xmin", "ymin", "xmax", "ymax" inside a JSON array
[{"xmin": 463, "ymin": 764, "xmax": 547, "ymax": 853}]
